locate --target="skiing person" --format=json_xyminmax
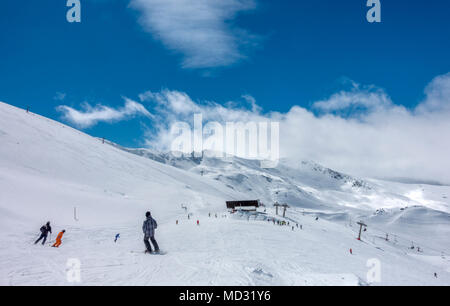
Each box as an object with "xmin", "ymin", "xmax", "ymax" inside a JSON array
[
  {"xmin": 52, "ymin": 230, "xmax": 65, "ymax": 248},
  {"xmin": 143, "ymin": 211, "xmax": 159, "ymax": 254},
  {"xmin": 35, "ymin": 222, "xmax": 52, "ymax": 245},
  {"xmin": 114, "ymin": 233, "xmax": 120, "ymax": 243}
]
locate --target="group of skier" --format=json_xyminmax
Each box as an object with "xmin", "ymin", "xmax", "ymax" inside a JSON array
[
  {"xmin": 34, "ymin": 211, "xmax": 160, "ymax": 254},
  {"xmin": 34, "ymin": 222, "xmax": 66, "ymax": 248},
  {"xmin": 31, "ymin": 210, "xmax": 443, "ymax": 279}
]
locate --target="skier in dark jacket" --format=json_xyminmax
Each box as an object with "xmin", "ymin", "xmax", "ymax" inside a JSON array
[
  {"xmin": 35, "ymin": 222, "xmax": 52, "ymax": 245},
  {"xmin": 143, "ymin": 211, "xmax": 159, "ymax": 254}
]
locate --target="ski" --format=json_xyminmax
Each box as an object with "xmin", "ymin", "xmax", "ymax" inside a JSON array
[{"xmin": 130, "ymin": 250, "xmax": 167, "ymax": 255}]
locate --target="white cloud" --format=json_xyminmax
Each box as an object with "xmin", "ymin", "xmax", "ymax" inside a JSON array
[
  {"xmin": 140, "ymin": 90, "xmax": 201, "ymax": 114},
  {"xmin": 242, "ymin": 94, "xmax": 262, "ymax": 113},
  {"xmin": 416, "ymin": 73, "xmax": 450, "ymax": 113},
  {"xmin": 139, "ymin": 73, "xmax": 450, "ymax": 184},
  {"xmin": 313, "ymin": 83, "xmax": 393, "ymax": 114},
  {"xmin": 129, "ymin": 0, "xmax": 258, "ymax": 69},
  {"xmin": 57, "ymin": 98, "xmax": 153, "ymax": 128}
]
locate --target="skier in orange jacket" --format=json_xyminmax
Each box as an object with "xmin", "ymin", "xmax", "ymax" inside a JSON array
[{"xmin": 52, "ymin": 230, "xmax": 65, "ymax": 248}]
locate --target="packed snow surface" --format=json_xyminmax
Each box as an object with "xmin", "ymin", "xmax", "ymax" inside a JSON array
[{"xmin": 0, "ymin": 102, "xmax": 449, "ymax": 285}]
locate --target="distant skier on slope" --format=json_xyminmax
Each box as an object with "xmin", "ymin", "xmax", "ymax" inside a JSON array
[
  {"xmin": 143, "ymin": 211, "xmax": 160, "ymax": 254},
  {"xmin": 52, "ymin": 230, "xmax": 65, "ymax": 248},
  {"xmin": 35, "ymin": 222, "xmax": 52, "ymax": 245}
]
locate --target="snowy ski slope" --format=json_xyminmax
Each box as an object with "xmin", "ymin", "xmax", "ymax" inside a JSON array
[{"xmin": 0, "ymin": 101, "xmax": 449, "ymax": 285}]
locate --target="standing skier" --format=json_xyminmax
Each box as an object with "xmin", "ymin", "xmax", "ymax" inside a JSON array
[
  {"xmin": 143, "ymin": 211, "xmax": 160, "ymax": 254},
  {"xmin": 35, "ymin": 222, "xmax": 52, "ymax": 245}
]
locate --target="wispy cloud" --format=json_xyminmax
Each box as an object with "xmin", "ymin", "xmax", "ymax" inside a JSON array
[
  {"xmin": 138, "ymin": 73, "xmax": 450, "ymax": 184},
  {"xmin": 57, "ymin": 98, "xmax": 153, "ymax": 128},
  {"xmin": 53, "ymin": 92, "xmax": 67, "ymax": 101},
  {"xmin": 129, "ymin": 0, "xmax": 259, "ymax": 69}
]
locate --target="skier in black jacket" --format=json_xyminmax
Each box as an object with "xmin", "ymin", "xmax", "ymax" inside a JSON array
[
  {"xmin": 35, "ymin": 222, "xmax": 52, "ymax": 245},
  {"xmin": 143, "ymin": 212, "xmax": 159, "ymax": 254}
]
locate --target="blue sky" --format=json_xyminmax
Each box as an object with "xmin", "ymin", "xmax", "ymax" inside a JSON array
[{"xmin": 1, "ymin": 0, "xmax": 450, "ymax": 181}]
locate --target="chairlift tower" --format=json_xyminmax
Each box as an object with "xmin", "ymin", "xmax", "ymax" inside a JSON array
[
  {"xmin": 281, "ymin": 204, "xmax": 290, "ymax": 218},
  {"xmin": 357, "ymin": 221, "xmax": 367, "ymax": 241},
  {"xmin": 273, "ymin": 202, "xmax": 281, "ymax": 215}
]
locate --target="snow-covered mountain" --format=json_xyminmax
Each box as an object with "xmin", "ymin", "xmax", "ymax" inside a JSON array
[
  {"xmin": 0, "ymin": 101, "xmax": 449, "ymax": 285},
  {"xmin": 123, "ymin": 147, "xmax": 450, "ymax": 214}
]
